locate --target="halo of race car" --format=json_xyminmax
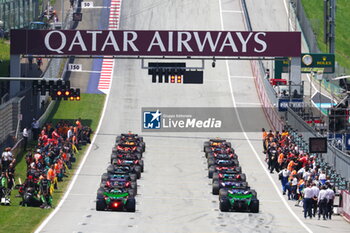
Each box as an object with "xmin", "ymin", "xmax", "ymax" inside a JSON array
[
  {"xmin": 96, "ymin": 133, "xmax": 145, "ymax": 212},
  {"xmin": 204, "ymin": 138, "xmax": 259, "ymax": 213}
]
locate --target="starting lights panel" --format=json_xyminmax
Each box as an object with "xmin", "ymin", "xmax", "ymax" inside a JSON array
[
  {"xmin": 32, "ymin": 80, "xmax": 81, "ymax": 101},
  {"xmin": 148, "ymin": 62, "xmax": 203, "ymax": 84}
]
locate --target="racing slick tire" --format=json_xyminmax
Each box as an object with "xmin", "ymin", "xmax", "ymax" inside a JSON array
[
  {"xmin": 131, "ymin": 181, "xmax": 137, "ymax": 195},
  {"xmin": 97, "ymin": 187, "xmax": 105, "ymax": 198},
  {"xmin": 242, "ymin": 182, "xmax": 248, "ymax": 188},
  {"xmin": 208, "ymin": 166, "xmax": 216, "ymax": 178},
  {"xmin": 96, "ymin": 198, "xmax": 106, "ymax": 211},
  {"xmin": 250, "ymin": 199, "xmax": 259, "ymax": 213},
  {"xmin": 240, "ymin": 173, "xmax": 246, "ymax": 182},
  {"xmin": 219, "ymin": 189, "xmax": 228, "ymax": 199},
  {"xmin": 208, "ymin": 158, "xmax": 215, "ymax": 168},
  {"xmin": 107, "ymin": 165, "xmax": 114, "ymax": 174},
  {"xmin": 225, "ymin": 142, "xmax": 232, "ymax": 148},
  {"xmin": 135, "ymin": 166, "xmax": 142, "ymax": 179},
  {"xmin": 100, "ymin": 182, "xmax": 106, "ymax": 189},
  {"xmin": 204, "ymin": 147, "xmax": 212, "ymax": 154},
  {"xmin": 235, "ymin": 166, "xmax": 242, "ymax": 173},
  {"xmin": 141, "ymin": 142, "xmax": 146, "ymax": 152},
  {"xmin": 130, "ymin": 173, "xmax": 137, "ymax": 182},
  {"xmin": 212, "ymin": 181, "xmax": 220, "ymax": 195},
  {"xmin": 203, "ymin": 142, "xmax": 210, "ymax": 151},
  {"xmin": 115, "ymin": 136, "xmax": 122, "ymax": 143},
  {"xmin": 101, "ymin": 173, "xmax": 109, "ymax": 182},
  {"xmin": 112, "ymin": 148, "xmax": 118, "ymax": 154},
  {"xmin": 139, "ymin": 160, "xmax": 144, "ymax": 172},
  {"xmin": 250, "ymin": 189, "xmax": 257, "ymax": 198},
  {"xmin": 111, "ymin": 154, "xmax": 117, "ymax": 163},
  {"xmin": 212, "ymin": 172, "xmax": 219, "ymax": 182},
  {"xmin": 128, "ymin": 189, "xmax": 135, "ymax": 197},
  {"xmin": 219, "ymin": 197, "xmax": 230, "ymax": 212},
  {"xmin": 135, "ymin": 152, "xmax": 142, "ymax": 160},
  {"xmin": 232, "ymin": 159, "xmax": 239, "ymax": 166},
  {"xmin": 125, "ymin": 198, "xmax": 136, "ymax": 212}
]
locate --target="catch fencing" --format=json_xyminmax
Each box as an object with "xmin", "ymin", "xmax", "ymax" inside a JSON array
[{"xmin": 0, "ymin": 0, "xmax": 40, "ymax": 31}]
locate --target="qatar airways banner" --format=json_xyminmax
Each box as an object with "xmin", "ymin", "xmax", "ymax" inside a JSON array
[{"xmin": 11, "ymin": 30, "xmax": 301, "ymax": 57}]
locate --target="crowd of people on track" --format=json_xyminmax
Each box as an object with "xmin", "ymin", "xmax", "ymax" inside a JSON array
[
  {"xmin": 0, "ymin": 118, "xmax": 92, "ymax": 209},
  {"xmin": 263, "ymin": 128, "xmax": 335, "ymax": 220}
]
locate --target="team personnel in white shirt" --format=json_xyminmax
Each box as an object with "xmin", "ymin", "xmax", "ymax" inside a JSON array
[
  {"xmin": 318, "ymin": 185, "xmax": 328, "ymax": 220},
  {"xmin": 326, "ymin": 184, "xmax": 335, "ymax": 220},
  {"xmin": 303, "ymin": 183, "xmax": 314, "ymax": 219},
  {"xmin": 311, "ymin": 183, "xmax": 320, "ymax": 217}
]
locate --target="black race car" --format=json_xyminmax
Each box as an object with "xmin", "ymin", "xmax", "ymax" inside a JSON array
[
  {"xmin": 96, "ymin": 188, "xmax": 136, "ymax": 212},
  {"xmin": 203, "ymin": 139, "xmax": 232, "ymax": 154},
  {"xmin": 106, "ymin": 165, "xmax": 138, "ymax": 181},
  {"xmin": 219, "ymin": 188, "xmax": 259, "ymax": 213},
  {"xmin": 112, "ymin": 144, "xmax": 143, "ymax": 156},
  {"xmin": 212, "ymin": 173, "xmax": 246, "ymax": 183},
  {"xmin": 111, "ymin": 151, "xmax": 142, "ymax": 163},
  {"xmin": 208, "ymin": 159, "xmax": 239, "ymax": 168},
  {"xmin": 208, "ymin": 166, "xmax": 242, "ymax": 178},
  {"xmin": 207, "ymin": 151, "xmax": 237, "ymax": 161},
  {"xmin": 205, "ymin": 147, "xmax": 235, "ymax": 158},
  {"xmin": 100, "ymin": 174, "xmax": 137, "ymax": 196},
  {"xmin": 115, "ymin": 133, "xmax": 145, "ymax": 152},
  {"xmin": 111, "ymin": 159, "xmax": 143, "ymax": 178},
  {"xmin": 212, "ymin": 180, "xmax": 248, "ymax": 195}
]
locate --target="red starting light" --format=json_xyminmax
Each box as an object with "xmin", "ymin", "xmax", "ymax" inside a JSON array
[
  {"xmin": 57, "ymin": 90, "xmax": 62, "ymax": 96},
  {"xmin": 112, "ymin": 202, "xmax": 120, "ymax": 208},
  {"xmin": 65, "ymin": 90, "xmax": 70, "ymax": 96},
  {"xmin": 76, "ymin": 96, "xmax": 81, "ymax": 101},
  {"xmin": 69, "ymin": 96, "xmax": 74, "ymax": 101}
]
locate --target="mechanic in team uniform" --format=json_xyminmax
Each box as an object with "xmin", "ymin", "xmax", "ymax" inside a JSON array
[{"xmin": 38, "ymin": 174, "xmax": 53, "ymax": 208}]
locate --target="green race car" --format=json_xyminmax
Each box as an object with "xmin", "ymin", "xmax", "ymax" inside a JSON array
[
  {"xmin": 219, "ymin": 188, "xmax": 259, "ymax": 213},
  {"xmin": 96, "ymin": 188, "xmax": 136, "ymax": 212}
]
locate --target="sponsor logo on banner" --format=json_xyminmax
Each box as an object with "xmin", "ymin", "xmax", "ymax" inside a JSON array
[{"xmin": 11, "ymin": 30, "xmax": 301, "ymax": 57}]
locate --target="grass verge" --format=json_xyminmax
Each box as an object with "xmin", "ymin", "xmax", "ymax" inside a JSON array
[
  {"xmin": 0, "ymin": 93, "xmax": 105, "ymax": 233},
  {"xmin": 301, "ymin": 0, "xmax": 350, "ymax": 73}
]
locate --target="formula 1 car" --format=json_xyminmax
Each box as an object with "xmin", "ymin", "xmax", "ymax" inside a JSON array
[
  {"xmin": 106, "ymin": 165, "xmax": 138, "ymax": 181},
  {"xmin": 96, "ymin": 188, "xmax": 136, "ymax": 212},
  {"xmin": 100, "ymin": 175, "xmax": 137, "ymax": 196},
  {"xmin": 116, "ymin": 134, "xmax": 146, "ymax": 152},
  {"xmin": 112, "ymin": 144, "xmax": 143, "ymax": 156},
  {"xmin": 212, "ymin": 173, "xmax": 246, "ymax": 183},
  {"xmin": 219, "ymin": 188, "xmax": 259, "ymax": 213},
  {"xmin": 208, "ymin": 159, "xmax": 239, "ymax": 168},
  {"xmin": 205, "ymin": 147, "xmax": 235, "ymax": 158},
  {"xmin": 111, "ymin": 159, "xmax": 143, "ymax": 178},
  {"xmin": 110, "ymin": 153, "xmax": 144, "ymax": 172},
  {"xmin": 212, "ymin": 180, "xmax": 248, "ymax": 195},
  {"xmin": 207, "ymin": 152, "xmax": 237, "ymax": 161},
  {"xmin": 111, "ymin": 151, "xmax": 142, "ymax": 163},
  {"xmin": 204, "ymin": 139, "xmax": 232, "ymax": 153},
  {"xmin": 208, "ymin": 166, "xmax": 242, "ymax": 178}
]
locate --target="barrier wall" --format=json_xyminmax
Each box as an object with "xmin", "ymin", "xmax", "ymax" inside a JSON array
[
  {"xmin": 341, "ymin": 190, "xmax": 350, "ymax": 221},
  {"xmin": 251, "ymin": 60, "xmax": 284, "ymax": 131}
]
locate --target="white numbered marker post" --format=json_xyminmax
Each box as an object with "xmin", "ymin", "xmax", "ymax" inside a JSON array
[
  {"xmin": 82, "ymin": 1, "xmax": 94, "ymax": 8},
  {"xmin": 68, "ymin": 64, "xmax": 82, "ymax": 72}
]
